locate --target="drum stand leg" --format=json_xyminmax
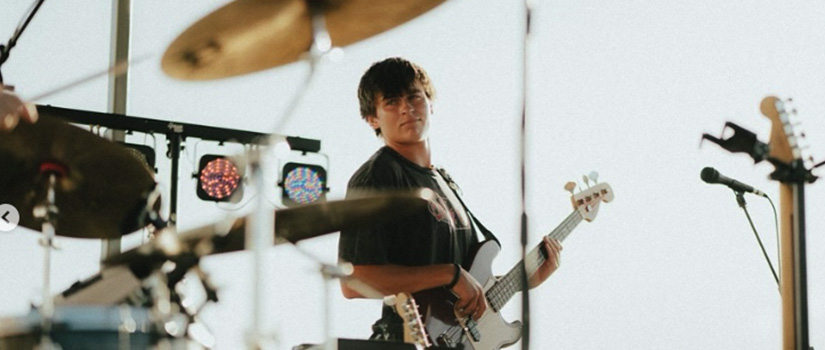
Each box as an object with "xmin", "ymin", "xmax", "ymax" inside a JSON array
[
  {"xmin": 245, "ymin": 2, "xmax": 332, "ymax": 348},
  {"xmin": 33, "ymin": 174, "xmax": 59, "ymax": 349}
]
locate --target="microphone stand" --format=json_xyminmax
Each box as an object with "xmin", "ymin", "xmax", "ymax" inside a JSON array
[
  {"xmin": 732, "ymin": 191, "xmax": 779, "ymax": 288},
  {"xmin": 0, "ymin": 0, "xmax": 46, "ymax": 84},
  {"xmin": 518, "ymin": 1, "xmax": 533, "ymax": 349}
]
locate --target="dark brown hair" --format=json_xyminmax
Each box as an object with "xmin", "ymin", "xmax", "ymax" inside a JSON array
[{"xmin": 357, "ymin": 57, "xmax": 436, "ymax": 135}]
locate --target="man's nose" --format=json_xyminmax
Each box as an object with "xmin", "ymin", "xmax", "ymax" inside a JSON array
[{"xmin": 400, "ymin": 98, "xmax": 415, "ymax": 114}]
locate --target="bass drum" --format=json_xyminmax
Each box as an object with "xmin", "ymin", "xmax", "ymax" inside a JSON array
[{"xmin": 0, "ymin": 305, "xmax": 191, "ymax": 349}]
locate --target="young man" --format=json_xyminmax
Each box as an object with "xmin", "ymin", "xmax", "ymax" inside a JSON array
[{"xmin": 338, "ymin": 57, "xmax": 561, "ymax": 341}]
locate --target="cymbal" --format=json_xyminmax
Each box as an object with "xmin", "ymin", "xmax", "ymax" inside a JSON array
[
  {"xmin": 162, "ymin": 0, "xmax": 446, "ymax": 80},
  {"xmin": 0, "ymin": 111, "xmax": 156, "ymax": 238},
  {"xmin": 104, "ymin": 189, "xmax": 436, "ymax": 266}
]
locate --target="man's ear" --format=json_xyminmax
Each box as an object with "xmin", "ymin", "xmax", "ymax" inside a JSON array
[{"xmin": 366, "ymin": 114, "xmax": 378, "ymax": 129}]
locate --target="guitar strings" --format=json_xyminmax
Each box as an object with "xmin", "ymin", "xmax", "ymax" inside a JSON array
[
  {"xmin": 441, "ymin": 210, "xmax": 583, "ymax": 343},
  {"xmin": 485, "ymin": 211, "xmax": 581, "ymax": 311}
]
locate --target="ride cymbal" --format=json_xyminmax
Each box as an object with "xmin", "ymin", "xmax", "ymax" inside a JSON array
[{"xmin": 162, "ymin": 0, "xmax": 446, "ymax": 80}]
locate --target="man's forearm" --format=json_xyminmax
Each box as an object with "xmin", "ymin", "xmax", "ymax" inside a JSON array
[{"xmin": 340, "ymin": 264, "xmax": 455, "ymax": 299}]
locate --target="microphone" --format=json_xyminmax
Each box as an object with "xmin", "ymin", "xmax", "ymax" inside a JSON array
[{"xmin": 701, "ymin": 167, "xmax": 766, "ymax": 197}]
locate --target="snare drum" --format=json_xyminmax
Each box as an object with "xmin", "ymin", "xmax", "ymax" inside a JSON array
[{"xmin": 0, "ymin": 305, "xmax": 188, "ymax": 349}]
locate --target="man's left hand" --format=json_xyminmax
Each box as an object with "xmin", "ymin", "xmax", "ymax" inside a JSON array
[{"xmin": 529, "ymin": 237, "xmax": 562, "ymax": 288}]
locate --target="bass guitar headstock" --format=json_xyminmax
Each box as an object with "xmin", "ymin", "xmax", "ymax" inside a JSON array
[{"xmin": 565, "ymin": 172, "xmax": 614, "ymax": 222}]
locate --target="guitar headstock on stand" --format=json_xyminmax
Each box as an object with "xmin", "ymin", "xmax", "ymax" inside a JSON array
[
  {"xmin": 759, "ymin": 96, "xmax": 819, "ymax": 183},
  {"xmin": 702, "ymin": 95, "xmax": 820, "ymax": 182},
  {"xmin": 703, "ymin": 95, "xmax": 819, "ymax": 350}
]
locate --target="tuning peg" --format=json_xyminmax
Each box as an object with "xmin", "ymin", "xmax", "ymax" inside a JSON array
[
  {"xmin": 564, "ymin": 181, "xmax": 577, "ymax": 194},
  {"xmin": 588, "ymin": 171, "xmax": 599, "ymax": 184},
  {"xmin": 582, "ymin": 175, "xmax": 591, "ymax": 188}
]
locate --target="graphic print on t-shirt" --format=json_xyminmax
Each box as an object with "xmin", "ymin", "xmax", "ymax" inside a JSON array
[{"xmin": 427, "ymin": 193, "xmax": 455, "ymax": 227}]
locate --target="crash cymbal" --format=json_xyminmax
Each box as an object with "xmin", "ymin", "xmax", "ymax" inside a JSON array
[
  {"xmin": 162, "ymin": 0, "xmax": 446, "ymax": 80},
  {"xmin": 103, "ymin": 189, "xmax": 436, "ymax": 265},
  {"xmin": 0, "ymin": 111, "xmax": 156, "ymax": 238}
]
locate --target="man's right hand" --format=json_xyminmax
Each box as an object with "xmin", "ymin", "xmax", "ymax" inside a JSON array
[
  {"xmin": 450, "ymin": 268, "xmax": 488, "ymax": 321},
  {"xmin": 1, "ymin": 86, "xmax": 38, "ymax": 131}
]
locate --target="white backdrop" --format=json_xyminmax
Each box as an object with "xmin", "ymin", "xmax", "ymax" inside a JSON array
[{"xmin": 1, "ymin": 1, "xmax": 823, "ymax": 349}]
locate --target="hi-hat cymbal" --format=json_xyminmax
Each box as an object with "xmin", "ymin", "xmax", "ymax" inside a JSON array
[
  {"xmin": 162, "ymin": 0, "xmax": 446, "ymax": 80},
  {"xmin": 103, "ymin": 189, "xmax": 436, "ymax": 266},
  {"xmin": 0, "ymin": 112, "xmax": 156, "ymax": 238}
]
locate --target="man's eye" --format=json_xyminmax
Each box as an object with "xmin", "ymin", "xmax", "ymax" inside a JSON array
[{"xmin": 385, "ymin": 99, "xmax": 398, "ymax": 105}]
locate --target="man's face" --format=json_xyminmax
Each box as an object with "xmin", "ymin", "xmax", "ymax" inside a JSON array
[{"xmin": 367, "ymin": 82, "xmax": 433, "ymax": 146}]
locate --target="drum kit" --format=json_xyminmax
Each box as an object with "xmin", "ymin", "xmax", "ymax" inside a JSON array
[{"xmin": 0, "ymin": 0, "xmax": 448, "ymax": 349}]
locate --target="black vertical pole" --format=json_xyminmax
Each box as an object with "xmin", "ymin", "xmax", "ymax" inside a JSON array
[
  {"xmin": 792, "ymin": 180, "xmax": 809, "ymax": 350},
  {"xmin": 167, "ymin": 129, "xmax": 182, "ymax": 225}
]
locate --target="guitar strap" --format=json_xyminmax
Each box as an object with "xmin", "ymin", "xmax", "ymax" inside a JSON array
[{"xmin": 435, "ymin": 167, "xmax": 500, "ymax": 247}]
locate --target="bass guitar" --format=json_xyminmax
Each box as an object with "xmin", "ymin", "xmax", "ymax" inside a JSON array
[{"xmin": 418, "ymin": 180, "xmax": 614, "ymax": 349}]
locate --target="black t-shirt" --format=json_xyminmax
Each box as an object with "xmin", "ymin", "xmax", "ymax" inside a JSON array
[
  {"xmin": 338, "ymin": 146, "xmax": 479, "ymax": 340},
  {"xmin": 339, "ymin": 146, "xmax": 477, "ymax": 268}
]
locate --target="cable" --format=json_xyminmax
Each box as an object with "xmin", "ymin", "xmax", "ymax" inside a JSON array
[{"xmin": 765, "ymin": 194, "xmax": 780, "ymax": 285}]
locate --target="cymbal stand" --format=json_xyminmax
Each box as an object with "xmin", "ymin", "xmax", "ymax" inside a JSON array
[
  {"xmin": 33, "ymin": 171, "xmax": 59, "ymax": 349},
  {"xmin": 289, "ymin": 244, "xmax": 383, "ymax": 350},
  {"xmin": 0, "ymin": 0, "xmax": 46, "ymax": 84},
  {"xmin": 145, "ymin": 268, "xmax": 188, "ymax": 341},
  {"xmin": 246, "ymin": 2, "xmax": 331, "ymax": 348},
  {"xmin": 319, "ymin": 263, "xmax": 352, "ymax": 350}
]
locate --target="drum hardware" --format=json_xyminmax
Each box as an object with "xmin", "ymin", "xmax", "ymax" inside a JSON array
[
  {"xmin": 0, "ymin": 112, "xmax": 157, "ymax": 239},
  {"xmin": 33, "ymin": 169, "xmax": 59, "ymax": 349},
  {"xmin": 0, "ymin": 0, "xmax": 45, "ymax": 84},
  {"xmin": 0, "ymin": 305, "xmax": 197, "ymax": 349},
  {"xmin": 102, "ymin": 189, "xmax": 436, "ymax": 268},
  {"xmin": 289, "ymin": 243, "xmax": 381, "ymax": 350},
  {"xmin": 90, "ymin": 190, "xmax": 433, "ymax": 348}
]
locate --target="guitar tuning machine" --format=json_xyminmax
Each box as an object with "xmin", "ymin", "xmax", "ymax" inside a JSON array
[
  {"xmin": 582, "ymin": 175, "xmax": 591, "ymax": 188},
  {"xmin": 564, "ymin": 181, "xmax": 577, "ymax": 194},
  {"xmin": 588, "ymin": 171, "xmax": 599, "ymax": 184}
]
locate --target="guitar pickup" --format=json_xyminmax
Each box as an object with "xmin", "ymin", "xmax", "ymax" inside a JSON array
[{"xmin": 464, "ymin": 319, "xmax": 481, "ymax": 342}]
